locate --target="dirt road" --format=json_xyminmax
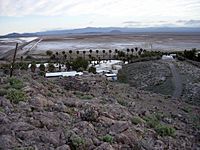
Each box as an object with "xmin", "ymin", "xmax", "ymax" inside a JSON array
[
  {"xmin": 0, "ymin": 38, "xmax": 40, "ymax": 60},
  {"xmin": 168, "ymin": 62, "xmax": 183, "ymax": 99}
]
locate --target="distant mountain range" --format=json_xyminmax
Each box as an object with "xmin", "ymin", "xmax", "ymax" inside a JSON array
[{"xmin": 1, "ymin": 27, "xmax": 200, "ymax": 38}]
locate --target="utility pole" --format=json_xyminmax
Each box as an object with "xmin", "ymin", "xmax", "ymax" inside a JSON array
[{"xmin": 10, "ymin": 43, "xmax": 18, "ymax": 77}]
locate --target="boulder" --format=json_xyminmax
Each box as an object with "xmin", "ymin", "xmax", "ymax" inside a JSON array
[
  {"xmin": 40, "ymin": 131, "xmax": 65, "ymax": 147},
  {"xmin": 0, "ymin": 135, "xmax": 19, "ymax": 149},
  {"xmin": 109, "ymin": 121, "xmax": 129, "ymax": 134},
  {"xmin": 80, "ymin": 108, "xmax": 99, "ymax": 122},
  {"xmin": 0, "ymin": 112, "xmax": 10, "ymax": 124},
  {"xmin": 114, "ymin": 128, "xmax": 138, "ymax": 148},
  {"xmin": 30, "ymin": 94, "xmax": 48, "ymax": 108},
  {"xmin": 94, "ymin": 142, "xmax": 114, "ymax": 150},
  {"xmin": 56, "ymin": 144, "xmax": 71, "ymax": 150},
  {"xmin": 73, "ymin": 121, "xmax": 97, "ymax": 137},
  {"xmin": 10, "ymin": 121, "xmax": 35, "ymax": 132}
]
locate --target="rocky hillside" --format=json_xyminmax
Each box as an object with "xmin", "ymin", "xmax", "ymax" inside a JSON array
[{"xmin": 0, "ymin": 70, "xmax": 200, "ymax": 149}]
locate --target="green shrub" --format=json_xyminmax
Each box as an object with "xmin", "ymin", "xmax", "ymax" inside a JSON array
[
  {"xmin": 39, "ymin": 64, "xmax": 45, "ymax": 72},
  {"xmin": 154, "ymin": 112, "xmax": 164, "ymax": 120},
  {"xmin": 131, "ymin": 116, "xmax": 145, "ymax": 125},
  {"xmin": 117, "ymin": 99, "xmax": 128, "ymax": 106},
  {"xmin": 70, "ymin": 135, "xmax": 85, "ymax": 148},
  {"xmin": 80, "ymin": 95, "xmax": 93, "ymax": 100},
  {"xmin": 14, "ymin": 62, "xmax": 29, "ymax": 70},
  {"xmin": 155, "ymin": 124, "xmax": 175, "ymax": 137},
  {"xmin": 74, "ymin": 91, "xmax": 93, "ymax": 100},
  {"xmin": 9, "ymin": 77, "xmax": 24, "ymax": 89},
  {"xmin": 181, "ymin": 107, "xmax": 192, "ymax": 113},
  {"xmin": 72, "ymin": 57, "xmax": 88, "ymax": 71},
  {"xmin": 6, "ymin": 89, "xmax": 26, "ymax": 104},
  {"xmin": 39, "ymin": 71, "xmax": 46, "ymax": 76},
  {"xmin": 77, "ymin": 67, "xmax": 84, "ymax": 72},
  {"xmin": 88, "ymin": 66, "xmax": 96, "ymax": 74},
  {"xmin": 143, "ymin": 115, "xmax": 159, "ymax": 128},
  {"xmin": 102, "ymin": 134, "xmax": 113, "ymax": 143},
  {"xmin": 46, "ymin": 50, "xmax": 53, "ymax": 56},
  {"xmin": 48, "ymin": 63, "xmax": 55, "ymax": 72},
  {"xmin": 74, "ymin": 91, "xmax": 84, "ymax": 97},
  {"xmin": 0, "ymin": 63, "xmax": 10, "ymax": 69},
  {"xmin": 117, "ymin": 69, "xmax": 127, "ymax": 83},
  {"xmin": 30, "ymin": 61, "xmax": 36, "ymax": 73},
  {"xmin": 118, "ymin": 51, "xmax": 126, "ymax": 58},
  {"xmin": 47, "ymin": 92, "xmax": 53, "ymax": 97},
  {"xmin": 0, "ymin": 89, "xmax": 7, "ymax": 96},
  {"xmin": 0, "ymin": 107, "xmax": 4, "ymax": 112}
]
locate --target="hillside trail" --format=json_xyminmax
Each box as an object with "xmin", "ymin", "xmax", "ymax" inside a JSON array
[{"xmin": 167, "ymin": 61, "xmax": 183, "ymax": 99}]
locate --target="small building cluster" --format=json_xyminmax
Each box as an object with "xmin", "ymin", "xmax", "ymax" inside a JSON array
[{"xmin": 28, "ymin": 60, "xmax": 125, "ymax": 81}]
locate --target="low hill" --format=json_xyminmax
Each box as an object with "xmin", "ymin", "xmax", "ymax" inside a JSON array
[{"xmin": 0, "ymin": 64, "xmax": 199, "ymax": 149}]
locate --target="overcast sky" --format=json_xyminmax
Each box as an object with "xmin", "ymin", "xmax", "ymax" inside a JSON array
[{"xmin": 0, "ymin": 0, "xmax": 200, "ymax": 35}]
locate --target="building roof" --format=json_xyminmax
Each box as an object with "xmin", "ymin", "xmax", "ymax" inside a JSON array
[
  {"xmin": 105, "ymin": 73, "xmax": 117, "ymax": 77},
  {"xmin": 46, "ymin": 71, "xmax": 83, "ymax": 77}
]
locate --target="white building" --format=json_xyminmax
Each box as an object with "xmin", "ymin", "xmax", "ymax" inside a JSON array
[
  {"xmin": 45, "ymin": 71, "xmax": 83, "ymax": 78},
  {"xmin": 105, "ymin": 73, "xmax": 117, "ymax": 81},
  {"xmin": 162, "ymin": 55, "xmax": 174, "ymax": 60}
]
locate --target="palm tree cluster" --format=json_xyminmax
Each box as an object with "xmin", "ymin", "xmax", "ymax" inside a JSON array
[{"xmin": 45, "ymin": 47, "xmax": 147, "ymax": 64}]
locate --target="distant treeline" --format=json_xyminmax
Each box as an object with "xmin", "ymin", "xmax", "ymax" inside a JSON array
[{"xmin": 176, "ymin": 48, "xmax": 200, "ymax": 62}]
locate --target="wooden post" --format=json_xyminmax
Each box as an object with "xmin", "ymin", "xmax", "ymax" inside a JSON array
[{"xmin": 10, "ymin": 43, "xmax": 18, "ymax": 77}]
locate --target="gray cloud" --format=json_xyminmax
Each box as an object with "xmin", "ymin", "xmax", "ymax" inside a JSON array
[
  {"xmin": 123, "ymin": 21, "xmax": 174, "ymax": 27},
  {"xmin": 123, "ymin": 21, "xmax": 142, "ymax": 24},
  {"xmin": 177, "ymin": 20, "xmax": 200, "ymax": 24},
  {"xmin": 176, "ymin": 20, "xmax": 200, "ymax": 27},
  {"xmin": 123, "ymin": 19, "xmax": 200, "ymax": 27}
]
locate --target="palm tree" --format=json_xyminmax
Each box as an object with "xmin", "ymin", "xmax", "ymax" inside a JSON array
[
  {"xmin": 88, "ymin": 54, "xmax": 92, "ymax": 64},
  {"xmin": 131, "ymin": 48, "xmax": 134, "ymax": 55},
  {"xmin": 83, "ymin": 51, "xmax": 86, "ymax": 60},
  {"xmin": 89, "ymin": 49, "xmax": 93, "ymax": 63},
  {"xmin": 62, "ymin": 51, "xmax": 66, "ymax": 63},
  {"xmin": 62, "ymin": 51, "xmax": 65, "ymax": 55},
  {"xmin": 138, "ymin": 48, "xmax": 143, "ymax": 56},
  {"xmin": 89, "ymin": 49, "xmax": 92, "ymax": 54},
  {"xmin": 55, "ymin": 52, "xmax": 59, "ymax": 63},
  {"xmin": 115, "ymin": 49, "xmax": 118, "ymax": 59},
  {"xmin": 69, "ymin": 50, "xmax": 72, "ymax": 62},
  {"xmin": 102, "ymin": 50, "xmax": 106, "ymax": 61},
  {"xmin": 20, "ymin": 56, "xmax": 23, "ymax": 62},
  {"xmin": 64, "ymin": 54, "xmax": 67, "ymax": 61},
  {"xmin": 109, "ymin": 50, "xmax": 112, "ymax": 61},
  {"xmin": 76, "ymin": 50, "xmax": 79, "ymax": 58},
  {"xmin": 130, "ymin": 48, "xmax": 134, "ymax": 60},
  {"xmin": 96, "ymin": 50, "xmax": 99, "ymax": 61},
  {"xmin": 126, "ymin": 48, "xmax": 130, "ymax": 60},
  {"xmin": 126, "ymin": 48, "xmax": 130, "ymax": 54},
  {"xmin": 50, "ymin": 54, "xmax": 56, "ymax": 62}
]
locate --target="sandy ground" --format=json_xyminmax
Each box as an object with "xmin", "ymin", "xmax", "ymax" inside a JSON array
[{"xmin": 1, "ymin": 33, "xmax": 200, "ymax": 56}]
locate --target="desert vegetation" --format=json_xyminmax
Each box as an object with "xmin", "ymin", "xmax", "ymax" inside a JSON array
[
  {"xmin": 0, "ymin": 42, "xmax": 200, "ymax": 149},
  {"xmin": 0, "ymin": 69, "xmax": 199, "ymax": 149}
]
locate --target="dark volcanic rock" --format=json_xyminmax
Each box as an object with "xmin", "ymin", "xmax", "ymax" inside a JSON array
[
  {"xmin": 80, "ymin": 107, "xmax": 99, "ymax": 122},
  {"xmin": 60, "ymin": 77, "xmax": 90, "ymax": 92},
  {"xmin": 0, "ymin": 135, "xmax": 20, "ymax": 149}
]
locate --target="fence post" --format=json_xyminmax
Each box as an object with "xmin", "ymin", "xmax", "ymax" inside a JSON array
[{"xmin": 10, "ymin": 43, "xmax": 18, "ymax": 77}]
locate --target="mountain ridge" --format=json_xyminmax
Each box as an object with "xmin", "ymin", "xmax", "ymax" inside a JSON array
[{"xmin": 1, "ymin": 27, "xmax": 200, "ymax": 38}]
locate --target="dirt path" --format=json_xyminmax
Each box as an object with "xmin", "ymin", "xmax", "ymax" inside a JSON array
[
  {"xmin": 0, "ymin": 38, "xmax": 40, "ymax": 60},
  {"xmin": 168, "ymin": 62, "xmax": 183, "ymax": 99}
]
